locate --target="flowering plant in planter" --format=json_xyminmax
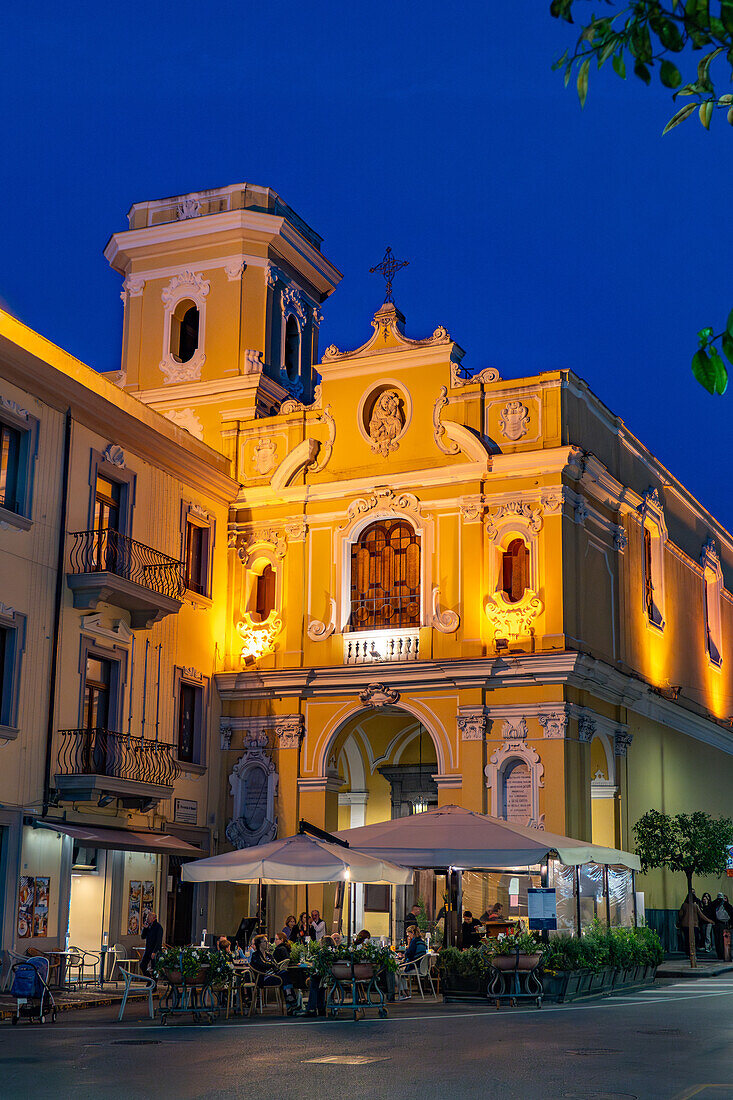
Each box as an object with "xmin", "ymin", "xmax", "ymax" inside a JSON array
[
  {"xmin": 309, "ymin": 941, "xmax": 397, "ymax": 979},
  {"xmin": 154, "ymin": 946, "xmax": 233, "ymax": 985},
  {"xmin": 486, "ymin": 929, "xmax": 542, "ymax": 958}
]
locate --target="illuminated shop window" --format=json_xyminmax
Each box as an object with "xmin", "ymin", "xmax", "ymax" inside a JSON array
[{"xmin": 350, "ymin": 519, "xmax": 420, "ymax": 631}]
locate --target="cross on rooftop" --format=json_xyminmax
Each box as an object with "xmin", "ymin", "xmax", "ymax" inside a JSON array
[{"xmin": 370, "ymin": 246, "xmax": 409, "ymax": 305}]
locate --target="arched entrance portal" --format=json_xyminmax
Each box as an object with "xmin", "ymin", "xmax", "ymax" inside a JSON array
[{"xmin": 329, "ymin": 706, "xmax": 439, "ymax": 934}]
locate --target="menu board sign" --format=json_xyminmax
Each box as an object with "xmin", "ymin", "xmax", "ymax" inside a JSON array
[
  {"xmin": 17, "ymin": 876, "xmax": 50, "ymax": 938},
  {"xmin": 528, "ymin": 887, "xmax": 557, "ymax": 931}
]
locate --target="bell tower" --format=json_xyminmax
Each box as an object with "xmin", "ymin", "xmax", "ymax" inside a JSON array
[{"xmin": 104, "ymin": 183, "xmax": 342, "ymax": 463}]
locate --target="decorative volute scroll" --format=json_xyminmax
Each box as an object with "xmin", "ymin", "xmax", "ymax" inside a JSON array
[
  {"xmin": 344, "ymin": 487, "xmax": 421, "ymax": 526},
  {"xmin": 431, "ymin": 586, "xmax": 459, "ymax": 633},
  {"xmin": 538, "ymin": 712, "xmax": 569, "ymax": 739},
  {"xmin": 309, "ymin": 405, "xmax": 336, "ymax": 472},
  {"xmin": 322, "ymin": 301, "xmax": 460, "ymax": 361},
  {"xmin": 102, "ymin": 443, "xmax": 126, "ymax": 468},
  {"xmin": 276, "ymin": 716, "xmax": 304, "ymax": 749},
  {"xmin": 226, "ymin": 731, "xmax": 278, "ymax": 849},
  {"xmin": 457, "ymin": 710, "xmax": 487, "ymax": 742},
  {"xmin": 237, "ymin": 611, "xmax": 283, "ymax": 663},
  {"xmin": 243, "ymin": 349, "xmax": 264, "ymax": 375},
  {"xmin": 433, "ymin": 386, "xmax": 460, "ymax": 456},
  {"xmin": 485, "ymin": 589, "xmax": 543, "ymax": 641},
  {"xmin": 485, "ymin": 500, "xmax": 543, "ymax": 542},
  {"xmin": 307, "ymin": 596, "xmax": 336, "ymax": 641},
  {"xmin": 614, "ymin": 732, "xmax": 633, "ymax": 757},
  {"xmin": 452, "ymin": 364, "xmax": 501, "ymax": 388},
  {"xmin": 359, "ymin": 683, "xmax": 400, "ymax": 708}
]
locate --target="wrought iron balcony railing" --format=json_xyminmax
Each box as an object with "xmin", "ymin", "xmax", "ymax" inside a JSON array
[
  {"xmin": 57, "ymin": 728, "xmax": 180, "ymax": 788},
  {"xmin": 68, "ymin": 529, "xmax": 185, "ymax": 601}
]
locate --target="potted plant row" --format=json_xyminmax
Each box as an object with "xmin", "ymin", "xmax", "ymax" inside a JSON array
[
  {"xmin": 155, "ymin": 946, "xmax": 234, "ymax": 1023},
  {"xmin": 438, "ymin": 922, "xmax": 664, "ymax": 1003}
]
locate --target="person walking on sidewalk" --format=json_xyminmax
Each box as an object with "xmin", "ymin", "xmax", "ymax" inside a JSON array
[
  {"xmin": 711, "ymin": 893, "xmax": 733, "ymax": 960},
  {"xmin": 677, "ymin": 895, "xmax": 712, "ymax": 958}
]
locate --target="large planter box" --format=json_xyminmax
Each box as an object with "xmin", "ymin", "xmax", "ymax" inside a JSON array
[
  {"xmin": 441, "ymin": 971, "xmax": 489, "ymax": 1002},
  {"xmin": 543, "ymin": 965, "xmax": 657, "ymax": 1004}
]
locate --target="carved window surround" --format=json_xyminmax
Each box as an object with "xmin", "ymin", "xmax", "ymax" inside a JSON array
[
  {"xmin": 236, "ymin": 528, "xmax": 287, "ymax": 663},
  {"xmin": 484, "ymin": 734, "xmax": 544, "ymax": 822},
  {"xmin": 336, "ymin": 489, "xmax": 434, "ymax": 634},
  {"xmin": 159, "ymin": 271, "xmax": 210, "ymax": 384},
  {"xmin": 638, "ymin": 487, "xmax": 667, "ymax": 633},
  {"xmin": 701, "ymin": 538, "xmax": 723, "ymax": 669}
]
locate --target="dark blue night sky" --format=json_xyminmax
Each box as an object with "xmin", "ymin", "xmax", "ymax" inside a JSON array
[{"xmin": 2, "ymin": 3, "xmax": 731, "ymax": 525}]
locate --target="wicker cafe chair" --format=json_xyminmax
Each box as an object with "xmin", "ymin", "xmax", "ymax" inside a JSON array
[
  {"xmin": 236, "ymin": 966, "xmax": 257, "ymax": 1016},
  {"xmin": 249, "ymin": 970, "xmax": 286, "ymax": 1017}
]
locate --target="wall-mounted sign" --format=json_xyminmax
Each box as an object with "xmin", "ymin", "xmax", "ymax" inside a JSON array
[
  {"xmin": 527, "ymin": 887, "xmax": 557, "ymax": 931},
  {"xmin": 174, "ymin": 798, "xmax": 198, "ymax": 825}
]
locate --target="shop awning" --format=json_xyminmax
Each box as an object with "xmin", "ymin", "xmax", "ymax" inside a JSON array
[
  {"xmin": 34, "ymin": 820, "xmax": 202, "ymax": 857},
  {"xmin": 336, "ymin": 805, "xmax": 641, "ymax": 871}
]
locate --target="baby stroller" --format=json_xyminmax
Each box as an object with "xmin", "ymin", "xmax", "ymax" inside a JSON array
[{"xmin": 9, "ymin": 955, "xmax": 57, "ymax": 1024}]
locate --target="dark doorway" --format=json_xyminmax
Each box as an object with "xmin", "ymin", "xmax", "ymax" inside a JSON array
[{"xmin": 166, "ymin": 860, "xmax": 195, "ymax": 946}]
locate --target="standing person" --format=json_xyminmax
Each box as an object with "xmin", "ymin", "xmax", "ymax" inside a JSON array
[
  {"xmin": 700, "ymin": 893, "xmax": 714, "ymax": 953},
  {"xmin": 295, "ymin": 912, "xmax": 309, "ymax": 944},
  {"xmin": 402, "ymin": 903, "xmax": 421, "ymax": 942},
  {"xmin": 677, "ymin": 894, "xmax": 712, "ymax": 958},
  {"xmin": 711, "ymin": 893, "xmax": 733, "ymax": 960},
  {"xmin": 309, "ymin": 909, "xmax": 326, "ymax": 941},
  {"xmin": 140, "ymin": 910, "xmax": 164, "ymax": 977}
]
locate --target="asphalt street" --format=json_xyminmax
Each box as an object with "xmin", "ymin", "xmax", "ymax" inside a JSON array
[{"xmin": 2, "ymin": 977, "xmax": 733, "ymax": 1100}]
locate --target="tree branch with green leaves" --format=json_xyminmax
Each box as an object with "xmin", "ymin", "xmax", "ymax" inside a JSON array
[{"xmin": 551, "ymin": 2, "xmax": 733, "ymax": 395}]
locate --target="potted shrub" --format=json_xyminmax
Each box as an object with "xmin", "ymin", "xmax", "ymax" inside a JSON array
[
  {"xmin": 489, "ymin": 929, "xmax": 542, "ymax": 971},
  {"xmin": 438, "ymin": 946, "xmax": 492, "ymax": 997}
]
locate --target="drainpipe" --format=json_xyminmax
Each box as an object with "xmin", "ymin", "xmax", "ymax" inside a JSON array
[{"xmin": 42, "ymin": 410, "xmax": 73, "ymax": 818}]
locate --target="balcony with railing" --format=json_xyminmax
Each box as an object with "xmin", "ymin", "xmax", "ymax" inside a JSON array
[
  {"xmin": 344, "ymin": 627, "xmax": 420, "ymax": 665},
  {"xmin": 54, "ymin": 727, "xmax": 179, "ymax": 809},
  {"xmin": 67, "ymin": 529, "xmax": 185, "ymax": 628}
]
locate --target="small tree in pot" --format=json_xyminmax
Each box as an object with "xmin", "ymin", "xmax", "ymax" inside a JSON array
[{"xmin": 633, "ymin": 809, "xmax": 733, "ymax": 969}]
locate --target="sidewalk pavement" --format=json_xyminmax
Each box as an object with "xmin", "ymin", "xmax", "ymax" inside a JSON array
[
  {"xmin": 0, "ymin": 983, "xmax": 151, "ymax": 1020},
  {"xmin": 657, "ymin": 956, "xmax": 733, "ymax": 979}
]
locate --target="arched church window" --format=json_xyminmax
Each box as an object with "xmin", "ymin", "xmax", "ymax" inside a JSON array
[
  {"xmin": 501, "ymin": 538, "xmax": 529, "ymax": 603},
  {"xmin": 350, "ymin": 519, "xmax": 420, "ymax": 631},
  {"xmin": 284, "ymin": 316, "xmax": 300, "ymax": 381},
  {"xmin": 253, "ymin": 564, "xmax": 276, "ymax": 623},
  {"xmin": 170, "ymin": 299, "xmax": 199, "ymax": 364}
]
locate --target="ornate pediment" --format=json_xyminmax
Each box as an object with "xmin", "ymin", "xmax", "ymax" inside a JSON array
[{"xmin": 322, "ymin": 302, "xmax": 464, "ymax": 363}]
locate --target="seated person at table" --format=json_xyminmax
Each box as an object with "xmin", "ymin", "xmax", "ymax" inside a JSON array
[
  {"xmin": 309, "ymin": 909, "xmax": 326, "ymax": 941},
  {"xmin": 217, "ymin": 936, "xmax": 234, "ymax": 955},
  {"xmin": 304, "ymin": 935, "xmax": 335, "ymax": 1017},
  {"xmin": 273, "ymin": 932, "xmax": 292, "ymax": 963},
  {"xmin": 331, "ymin": 932, "xmax": 343, "ymax": 947},
  {"xmin": 354, "ymin": 929, "xmax": 371, "ymax": 946},
  {"xmin": 485, "ymin": 903, "xmax": 504, "ymax": 923},
  {"xmin": 249, "ymin": 935, "xmax": 297, "ymax": 1009},
  {"xmin": 282, "ymin": 915, "xmax": 297, "ymax": 941},
  {"xmin": 403, "ymin": 926, "xmax": 427, "ymax": 971},
  {"xmin": 460, "ymin": 910, "xmax": 482, "ymax": 949}
]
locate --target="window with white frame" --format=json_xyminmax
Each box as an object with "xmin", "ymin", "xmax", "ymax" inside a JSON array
[
  {"xmin": 0, "ymin": 397, "xmax": 38, "ymax": 529},
  {"xmin": 174, "ymin": 667, "xmax": 208, "ymax": 768},
  {"xmin": 639, "ymin": 489, "xmax": 666, "ymax": 630},
  {"xmin": 159, "ymin": 272, "xmax": 209, "ymax": 383},
  {"xmin": 0, "ymin": 605, "xmax": 26, "ymax": 735},
  {"xmin": 181, "ymin": 502, "xmax": 215, "ymax": 601},
  {"xmin": 701, "ymin": 539, "xmax": 723, "ymax": 667}
]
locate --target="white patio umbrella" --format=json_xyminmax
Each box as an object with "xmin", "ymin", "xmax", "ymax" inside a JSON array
[{"xmin": 181, "ymin": 832, "xmax": 413, "ymax": 885}]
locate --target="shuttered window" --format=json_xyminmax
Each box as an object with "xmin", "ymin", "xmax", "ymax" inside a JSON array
[
  {"xmin": 501, "ymin": 538, "xmax": 529, "ymax": 603},
  {"xmin": 350, "ymin": 520, "xmax": 420, "ymax": 631}
]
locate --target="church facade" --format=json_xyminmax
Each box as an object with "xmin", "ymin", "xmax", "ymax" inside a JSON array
[{"xmin": 0, "ymin": 180, "xmax": 731, "ymax": 957}]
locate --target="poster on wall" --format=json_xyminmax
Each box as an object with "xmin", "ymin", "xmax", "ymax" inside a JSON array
[
  {"xmin": 17, "ymin": 876, "xmax": 34, "ymax": 938},
  {"xmin": 127, "ymin": 880, "xmax": 141, "ymax": 935},
  {"xmin": 17, "ymin": 876, "xmax": 50, "ymax": 938},
  {"xmin": 141, "ymin": 880, "xmax": 155, "ymax": 926},
  {"xmin": 33, "ymin": 877, "xmax": 49, "ymax": 937}
]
